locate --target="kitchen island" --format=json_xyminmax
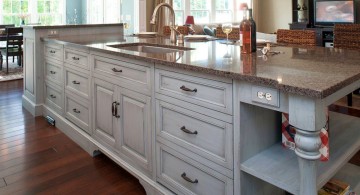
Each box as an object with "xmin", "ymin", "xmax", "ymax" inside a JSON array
[{"xmin": 22, "ymin": 24, "xmax": 360, "ymax": 195}]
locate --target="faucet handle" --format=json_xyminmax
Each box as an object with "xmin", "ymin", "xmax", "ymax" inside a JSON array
[{"xmin": 170, "ymin": 25, "xmax": 181, "ymax": 35}]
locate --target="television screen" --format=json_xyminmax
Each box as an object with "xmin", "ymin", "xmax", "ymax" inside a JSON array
[{"xmin": 316, "ymin": 1, "xmax": 355, "ymax": 23}]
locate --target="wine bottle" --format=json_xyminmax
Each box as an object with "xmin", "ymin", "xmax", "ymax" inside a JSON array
[
  {"xmin": 240, "ymin": 10, "xmax": 251, "ymax": 54},
  {"xmin": 248, "ymin": 9, "xmax": 257, "ymax": 53}
]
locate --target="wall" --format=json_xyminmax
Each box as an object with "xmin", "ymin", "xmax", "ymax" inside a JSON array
[
  {"xmin": 256, "ymin": 0, "xmax": 292, "ymax": 33},
  {"xmin": 66, "ymin": 0, "xmax": 84, "ymax": 24}
]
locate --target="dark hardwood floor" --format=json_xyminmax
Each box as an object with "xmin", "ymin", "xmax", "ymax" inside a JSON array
[
  {"xmin": 0, "ymin": 79, "xmax": 358, "ymax": 194},
  {"xmin": 0, "ymin": 80, "xmax": 146, "ymax": 194}
]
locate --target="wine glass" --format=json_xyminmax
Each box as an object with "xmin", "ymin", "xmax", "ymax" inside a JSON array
[
  {"xmin": 222, "ymin": 23, "xmax": 233, "ymax": 44},
  {"xmin": 124, "ymin": 22, "xmax": 130, "ymax": 36}
]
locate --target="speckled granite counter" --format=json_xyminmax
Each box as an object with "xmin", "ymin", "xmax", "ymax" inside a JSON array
[
  {"xmin": 43, "ymin": 34, "xmax": 360, "ymax": 99},
  {"xmin": 22, "ymin": 23, "xmax": 123, "ymax": 29}
]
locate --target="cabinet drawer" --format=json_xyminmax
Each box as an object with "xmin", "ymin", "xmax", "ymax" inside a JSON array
[
  {"xmin": 65, "ymin": 93, "xmax": 90, "ymax": 134},
  {"xmin": 156, "ymin": 100, "xmax": 233, "ymax": 169},
  {"xmin": 44, "ymin": 43, "xmax": 63, "ymax": 60},
  {"xmin": 65, "ymin": 67, "xmax": 90, "ymax": 99},
  {"xmin": 155, "ymin": 69, "xmax": 232, "ymax": 114},
  {"xmin": 157, "ymin": 144, "xmax": 233, "ymax": 195},
  {"xmin": 44, "ymin": 82, "xmax": 63, "ymax": 115},
  {"xmin": 44, "ymin": 58, "xmax": 62, "ymax": 85},
  {"xmin": 64, "ymin": 48, "xmax": 89, "ymax": 70},
  {"xmin": 93, "ymin": 55, "xmax": 151, "ymax": 94}
]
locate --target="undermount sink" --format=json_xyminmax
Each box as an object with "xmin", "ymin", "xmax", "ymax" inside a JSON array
[{"xmin": 107, "ymin": 43, "xmax": 193, "ymax": 54}]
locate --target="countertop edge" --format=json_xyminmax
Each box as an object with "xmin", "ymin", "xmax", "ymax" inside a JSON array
[{"xmin": 23, "ymin": 23, "xmax": 124, "ymax": 30}]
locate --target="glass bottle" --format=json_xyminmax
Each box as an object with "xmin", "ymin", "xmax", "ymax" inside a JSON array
[
  {"xmin": 240, "ymin": 10, "xmax": 251, "ymax": 54},
  {"xmin": 248, "ymin": 9, "xmax": 257, "ymax": 53}
]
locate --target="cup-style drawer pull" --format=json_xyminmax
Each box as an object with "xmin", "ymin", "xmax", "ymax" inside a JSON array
[
  {"xmin": 50, "ymin": 71, "xmax": 56, "ymax": 74},
  {"xmin": 49, "ymin": 50, "xmax": 56, "ymax": 54},
  {"xmin": 72, "ymin": 56, "xmax": 80, "ymax": 60},
  {"xmin": 181, "ymin": 172, "xmax": 198, "ymax": 184},
  {"xmin": 112, "ymin": 68, "xmax": 123, "ymax": 73},
  {"xmin": 73, "ymin": 108, "xmax": 81, "ymax": 113},
  {"xmin": 180, "ymin": 85, "xmax": 197, "ymax": 93},
  {"xmin": 72, "ymin": 81, "xmax": 80, "ymax": 85},
  {"xmin": 50, "ymin": 94, "xmax": 56, "ymax": 98},
  {"xmin": 180, "ymin": 126, "xmax": 198, "ymax": 135}
]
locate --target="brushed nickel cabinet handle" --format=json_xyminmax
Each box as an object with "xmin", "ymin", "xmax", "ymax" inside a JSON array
[
  {"xmin": 72, "ymin": 81, "xmax": 80, "ymax": 85},
  {"xmin": 50, "ymin": 94, "xmax": 56, "ymax": 98},
  {"xmin": 49, "ymin": 50, "xmax": 56, "ymax": 54},
  {"xmin": 180, "ymin": 126, "xmax": 198, "ymax": 135},
  {"xmin": 180, "ymin": 85, "xmax": 197, "ymax": 93},
  {"xmin": 112, "ymin": 68, "xmax": 123, "ymax": 73},
  {"xmin": 112, "ymin": 101, "xmax": 120, "ymax": 118},
  {"xmin": 181, "ymin": 173, "xmax": 198, "ymax": 184},
  {"xmin": 72, "ymin": 56, "xmax": 80, "ymax": 60},
  {"xmin": 50, "ymin": 71, "xmax": 56, "ymax": 74},
  {"xmin": 73, "ymin": 108, "xmax": 80, "ymax": 113}
]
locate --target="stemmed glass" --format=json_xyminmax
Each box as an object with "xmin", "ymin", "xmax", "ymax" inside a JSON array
[{"xmin": 222, "ymin": 23, "xmax": 233, "ymax": 44}]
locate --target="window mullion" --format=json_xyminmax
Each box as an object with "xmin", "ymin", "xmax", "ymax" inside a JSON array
[{"xmin": 211, "ymin": 0, "xmax": 215, "ymax": 23}]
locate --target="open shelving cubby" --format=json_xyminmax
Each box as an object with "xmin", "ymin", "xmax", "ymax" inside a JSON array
[{"xmin": 239, "ymin": 103, "xmax": 360, "ymax": 195}]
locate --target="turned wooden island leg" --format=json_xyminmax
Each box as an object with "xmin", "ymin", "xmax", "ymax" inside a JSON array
[{"xmin": 294, "ymin": 128, "xmax": 322, "ymax": 195}]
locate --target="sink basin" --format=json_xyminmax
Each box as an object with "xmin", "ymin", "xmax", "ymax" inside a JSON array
[{"xmin": 107, "ymin": 43, "xmax": 193, "ymax": 54}]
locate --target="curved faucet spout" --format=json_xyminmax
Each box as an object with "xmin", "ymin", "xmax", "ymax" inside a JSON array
[{"xmin": 150, "ymin": 3, "xmax": 177, "ymax": 43}]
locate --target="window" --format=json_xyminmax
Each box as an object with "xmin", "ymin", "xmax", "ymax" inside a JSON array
[
  {"xmin": 173, "ymin": 0, "xmax": 252, "ymax": 25},
  {"xmin": 0, "ymin": 0, "xmax": 64, "ymax": 25},
  {"xmin": 87, "ymin": 0, "xmax": 121, "ymax": 24}
]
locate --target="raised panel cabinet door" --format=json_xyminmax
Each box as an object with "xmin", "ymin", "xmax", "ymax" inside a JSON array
[
  {"xmin": 116, "ymin": 87, "xmax": 152, "ymax": 172},
  {"xmin": 93, "ymin": 78, "xmax": 119, "ymax": 148}
]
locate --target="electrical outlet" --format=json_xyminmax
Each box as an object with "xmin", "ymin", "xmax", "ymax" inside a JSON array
[{"xmin": 48, "ymin": 30, "xmax": 59, "ymax": 37}]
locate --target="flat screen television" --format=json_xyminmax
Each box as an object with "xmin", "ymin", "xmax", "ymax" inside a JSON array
[{"xmin": 314, "ymin": 0, "xmax": 356, "ymax": 26}]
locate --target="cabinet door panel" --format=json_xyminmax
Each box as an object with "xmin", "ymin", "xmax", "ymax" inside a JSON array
[
  {"xmin": 93, "ymin": 78, "xmax": 118, "ymax": 148},
  {"xmin": 117, "ymin": 87, "xmax": 152, "ymax": 172}
]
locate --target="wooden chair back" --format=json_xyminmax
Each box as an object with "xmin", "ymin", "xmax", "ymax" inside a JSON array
[
  {"xmin": 334, "ymin": 24, "xmax": 360, "ymax": 50},
  {"xmin": 5, "ymin": 27, "xmax": 23, "ymax": 56},
  {"xmin": 277, "ymin": 29, "xmax": 316, "ymax": 46}
]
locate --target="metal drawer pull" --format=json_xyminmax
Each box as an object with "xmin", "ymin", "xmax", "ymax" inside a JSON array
[
  {"xmin": 50, "ymin": 71, "xmax": 56, "ymax": 74},
  {"xmin": 72, "ymin": 56, "xmax": 80, "ymax": 60},
  {"xmin": 73, "ymin": 108, "xmax": 81, "ymax": 113},
  {"xmin": 49, "ymin": 50, "xmax": 56, "ymax": 54},
  {"xmin": 112, "ymin": 101, "xmax": 120, "ymax": 118},
  {"xmin": 180, "ymin": 85, "xmax": 197, "ymax": 93},
  {"xmin": 180, "ymin": 126, "xmax": 198, "ymax": 135},
  {"xmin": 181, "ymin": 173, "xmax": 198, "ymax": 184},
  {"xmin": 50, "ymin": 94, "xmax": 56, "ymax": 98},
  {"xmin": 112, "ymin": 68, "xmax": 123, "ymax": 73},
  {"xmin": 72, "ymin": 81, "xmax": 80, "ymax": 85}
]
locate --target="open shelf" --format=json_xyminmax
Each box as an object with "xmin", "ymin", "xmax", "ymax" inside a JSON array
[{"xmin": 241, "ymin": 111, "xmax": 360, "ymax": 195}]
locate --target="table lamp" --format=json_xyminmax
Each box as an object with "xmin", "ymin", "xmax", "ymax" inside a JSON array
[{"xmin": 185, "ymin": 16, "xmax": 195, "ymax": 35}]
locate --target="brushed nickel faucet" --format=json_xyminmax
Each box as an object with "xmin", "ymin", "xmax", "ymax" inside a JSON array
[{"xmin": 150, "ymin": 3, "xmax": 177, "ymax": 43}]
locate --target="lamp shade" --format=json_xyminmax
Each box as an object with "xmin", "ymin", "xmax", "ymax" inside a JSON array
[
  {"xmin": 185, "ymin": 16, "xmax": 195, "ymax": 25},
  {"xmin": 240, "ymin": 3, "xmax": 248, "ymax": 10}
]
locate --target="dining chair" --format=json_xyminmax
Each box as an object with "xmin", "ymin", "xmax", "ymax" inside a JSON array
[
  {"xmin": 334, "ymin": 24, "xmax": 360, "ymax": 106},
  {"xmin": 0, "ymin": 27, "xmax": 23, "ymax": 74},
  {"xmin": 276, "ymin": 29, "xmax": 316, "ymax": 46}
]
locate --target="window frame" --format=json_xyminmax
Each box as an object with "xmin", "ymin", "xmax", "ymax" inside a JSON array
[
  {"xmin": 173, "ymin": 0, "xmax": 251, "ymax": 25},
  {"xmin": 0, "ymin": 0, "xmax": 65, "ymax": 25}
]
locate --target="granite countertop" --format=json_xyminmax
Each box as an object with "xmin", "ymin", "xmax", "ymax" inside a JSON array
[
  {"xmin": 22, "ymin": 23, "xmax": 123, "ymax": 29},
  {"xmin": 43, "ymin": 34, "xmax": 360, "ymax": 99}
]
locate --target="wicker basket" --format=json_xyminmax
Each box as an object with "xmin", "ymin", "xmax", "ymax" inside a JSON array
[
  {"xmin": 216, "ymin": 27, "xmax": 240, "ymax": 40},
  {"xmin": 277, "ymin": 29, "xmax": 316, "ymax": 46},
  {"xmin": 163, "ymin": 26, "xmax": 189, "ymax": 36},
  {"xmin": 334, "ymin": 24, "xmax": 360, "ymax": 50}
]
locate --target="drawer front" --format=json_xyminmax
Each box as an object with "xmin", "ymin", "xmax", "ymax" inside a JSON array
[
  {"xmin": 155, "ymin": 69, "xmax": 232, "ymax": 114},
  {"xmin": 45, "ymin": 82, "xmax": 63, "ymax": 114},
  {"xmin": 156, "ymin": 100, "xmax": 233, "ymax": 169},
  {"xmin": 93, "ymin": 55, "xmax": 151, "ymax": 94},
  {"xmin": 65, "ymin": 67, "xmax": 90, "ymax": 99},
  {"xmin": 44, "ymin": 43, "xmax": 63, "ymax": 60},
  {"xmin": 64, "ymin": 48, "xmax": 89, "ymax": 70},
  {"xmin": 157, "ymin": 144, "xmax": 233, "ymax": 195},
  {"xmin": 45, "ymin": 58, "xmax": 62, "ymax": 85},
  {"xmin": 65, "ymin": 94, "xmax": 90, "ymax": 134}
]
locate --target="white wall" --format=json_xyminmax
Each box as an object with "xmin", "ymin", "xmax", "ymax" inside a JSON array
[{"xmin": 256, "ymin": 0, "xmax": 292, "ymax": 33}]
